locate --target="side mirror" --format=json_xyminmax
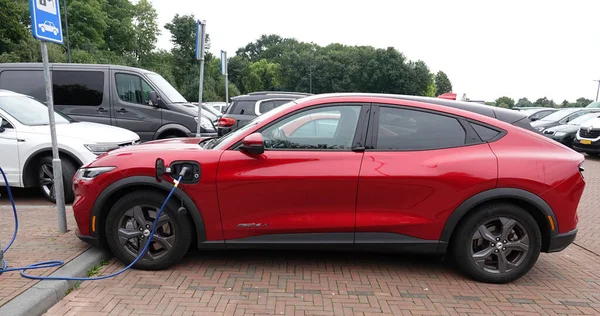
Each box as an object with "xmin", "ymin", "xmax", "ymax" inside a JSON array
[
  {"xmin": 148, "ymin": 91, "xmax": 160, "ymax": 107},
  {"xmin": 240, "ymin": 132, "xmax": 265, "ymax": 155},
  {"xmin": 530, "ymin": 117, "xmax": 539, "ymax": 121}
]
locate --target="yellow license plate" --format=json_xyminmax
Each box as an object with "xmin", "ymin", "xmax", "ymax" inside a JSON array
[{"xmin": 580, "ymin": 139, "xmax": 592, "ymax": 145}]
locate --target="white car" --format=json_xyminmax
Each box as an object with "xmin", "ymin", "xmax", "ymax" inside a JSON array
[
  {"xmin": 0, "ymin": 90, "xmax": 140, "ymax": 203},
  {"xmin": 38, "ymin": 21, "xmax": 59, "ymax": 36}
]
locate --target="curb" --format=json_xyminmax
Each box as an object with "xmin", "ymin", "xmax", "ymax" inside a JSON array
[{"xmin": 0, "ymin": 247, "xmax": 112, "ymax": 316}]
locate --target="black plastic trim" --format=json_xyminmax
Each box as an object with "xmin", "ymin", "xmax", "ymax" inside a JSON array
[
  {"xmin": 75, "ymin": 231, "xmax": 100, "ymax": 246},
  {"xmin": 546, "ymin": 229, "xmax": 577, "ymax": 253},
  {"xmin": 202, "ymin": 232, "xmax": 443, "ymax": 253},
  {"xmin": 89, "ymin": 176, "xmax": 207, "ymax": 245},
  {"xmin": 439, "ymin": 188, "xmax": 558, "ymax": 251}
]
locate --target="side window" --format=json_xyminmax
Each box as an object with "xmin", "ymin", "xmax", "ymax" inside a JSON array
[
  {"xmin": 376, "ymin": 106, "xmax": 466, "ymax": 150},
  {"xmin": 471, "ymin": 123, "xmax": 501, "ymax": 141},
  {"xmin": 262, "ymin": 105, "xmax": 361, "ymax": 150},
  {"xmin": 1, "ymin": 117, "xmax": 13, "ymax": 129},
  {"xmin": 258, "ymin": 100, "xmax": 275, "ymax": 114},
  {"xmin": 0, "ymin": 70, "xmax": 46, "ymax": 102},
  {"xmin": 52, "ymin": 70, "xmax": 104, "ymax": 106},
  {"xmin": 115, "ymin": 73, "xmax": 153, "ymax": 105},
  {"xmin": 228, "ymin": 100, "xmax": 255, "ymax": 115}
]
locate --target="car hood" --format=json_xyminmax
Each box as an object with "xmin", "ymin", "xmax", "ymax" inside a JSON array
[
  {"xmin": 545, "ymin": 124, "xmax": 579, "ymax": 133},
  {"xmin": 28, "ymin": 122, "xmax": 139, "ymax": 143},
  {"xmin": 580, "ymin": 117, "xmax": 600, "ymax": 129},
  {"xmin": 104, "ymin": 137, "xmax": 209, "ymax": 156}
]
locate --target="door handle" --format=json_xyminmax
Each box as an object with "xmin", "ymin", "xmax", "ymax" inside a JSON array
[
  {"xmin": 97, "ymin": 107, "xmax": 108, "ymax": 113},
  {"xmin": 116, "ymin": 108, "xmax": 128, "ymax": 114}
]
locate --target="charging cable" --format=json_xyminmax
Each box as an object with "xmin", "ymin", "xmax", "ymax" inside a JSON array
[{"xmin": 0, "ymin": 166, "xmax": 188, "ymax": 281}]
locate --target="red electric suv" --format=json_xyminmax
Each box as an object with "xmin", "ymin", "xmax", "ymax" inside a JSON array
[{"xmin": 72, "ymin": 93, "xmax": 586, "ymax": 284}]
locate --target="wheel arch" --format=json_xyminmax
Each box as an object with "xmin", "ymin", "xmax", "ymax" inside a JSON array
[
  {"xmin": 153, "ymin": 124, "xmax": 191, "ymax": 140},
  {"xmin": 90, "ymin": 176, "xmax": 206, "ymax": 248},
  {"xmin": 22, "ymin": 148, "xmax": 84, "ymax": 187},
  {"xmin": 440, "ymin": 188, "xmax": 557, "ymax": 253}
]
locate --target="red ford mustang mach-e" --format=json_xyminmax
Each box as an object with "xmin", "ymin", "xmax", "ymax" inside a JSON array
[{"xmin": 72, "ymin": 93, "xmax": 586, "ymax": 284}]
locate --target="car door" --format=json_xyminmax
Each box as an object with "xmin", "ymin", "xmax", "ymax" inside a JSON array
[
  {"xmin": 355, "ymin": 103, "xmax": 498, "ymax": 250},
  {"xmin": 111, "ymin": 71, "xmax": 162, "ymax": 141},
  {"xmin": 216, "ymin": 103, "xmax": 370, "ymax": 245},
  {"xmin": 0, "ymin": 115, "xmax": 21, "ymax": 186},
  {"xmin": 51, "ymin": 69, "xmax": 112, "ymax": 126}
]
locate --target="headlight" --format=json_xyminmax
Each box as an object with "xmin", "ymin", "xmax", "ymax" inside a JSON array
[
  {"xmin": 194, "ymin": 116, "xmax": 215, "ymax": 132},
  {"xmin": 85, "ymin": 144, "xmax": 121, "ymax": 155},
  {"xmin": 553, "ymin": 131, "xmax": 566, "ymax": 137},
  {"xmin": 75, "ymin": 166, "xmax": 115, "ymax": 180}
]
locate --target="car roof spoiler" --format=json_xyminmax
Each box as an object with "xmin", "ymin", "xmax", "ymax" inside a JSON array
[{"xmin": 437, "ymin": 92, "xmax": 457, "ymax": 100}]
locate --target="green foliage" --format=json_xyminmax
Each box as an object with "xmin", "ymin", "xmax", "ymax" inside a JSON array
[
  {"xmin": 515, "ymin": 97, "xmax": 533, "ymax": 108},
  {"xmin": 66, "ymin": 0, "xmax": 109, "ymax": 51},
  {"xmin": 434, "ymin": 71, "xmax": 452, "ymax": 96},
  {"xmin": 0, "ymin": 0, "xmax": 29, "ymax": 54},
  {"xmin": 243, "ymin": 59, "xmax": 282, "ymax": 92},
  {"xmin": 103, "ymin": 0, "xmax": 136, "ymax": 54},
  {"xmin": 133, "ymin": 0, "xmax": 160, "ymax": 66},
  {"xmin": 495, "ymin": 96, "xmax": 515, "ymax": 109}
]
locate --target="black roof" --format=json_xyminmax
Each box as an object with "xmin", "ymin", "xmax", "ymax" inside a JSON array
[{"xmin": 300, "ymin": 93, "xmax": 529, "ymax": 124}]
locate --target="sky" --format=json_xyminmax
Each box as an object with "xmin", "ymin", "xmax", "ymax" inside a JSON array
[{"xmin": 148, "ymin": 0, "xmax": 600, "ymax": 103}]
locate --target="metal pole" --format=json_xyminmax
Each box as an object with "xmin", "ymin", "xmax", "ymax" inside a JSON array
[
  {"xmin": 195, "ymin": 20, "xmax": 206, "ymax": 137},
  {"xmin": 223, "ymin": 50, "xmax": 229, "ymax": 105},
  {"xmin": 41, "ymin": 42, "xmax": 67, "ymax": 233},
  {"xmin": 595, "ymin": 79, "xmax": 600, "ymax": 101},
  {"xmin": 63, "ymin": 0, "xmax": 71, "ymax": 63}
]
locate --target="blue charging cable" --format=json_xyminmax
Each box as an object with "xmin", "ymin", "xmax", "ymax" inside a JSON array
[{"xmin": 0, "ymin": 166, "xmax": 183, "ymax": 281}]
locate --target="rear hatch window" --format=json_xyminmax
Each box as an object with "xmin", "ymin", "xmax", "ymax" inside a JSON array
[{"xmin": 227, "ymin": 100, "xmax": 256, "ymax": 115}]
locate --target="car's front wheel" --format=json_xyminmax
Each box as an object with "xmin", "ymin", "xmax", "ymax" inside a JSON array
[
  {"xmin": 451, "ymin": 203, "xmax": 541, "ymax": 284},
  {"xmin": 38, "ymin": 156, "xmax": 76, "ymax": 204},
  {"xmin": 104, "ymin": 190, "xmax": 193, "ymax": 270}
]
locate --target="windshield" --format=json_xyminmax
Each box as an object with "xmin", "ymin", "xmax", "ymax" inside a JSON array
[
  {"xmin": 539, "ymin": 109, "xmax": 579, "ymax": 122},
  {"xmin": 209, "ymin": 100, "xmax": 297, "ymax": 149},
  {"xmin": 568, "ymin": 113, "xmax": 600, "ymax": 125},
  {"xmin": 203, "ymin": 104, "xmax": 222, "ymax": 117},
  {"xmin": 146, "ymin": 73, "xmax": 187, "ymax": 103},
  {"xmin": 0, "ymin": 95, "xmax": 72, "ymax": 126}
]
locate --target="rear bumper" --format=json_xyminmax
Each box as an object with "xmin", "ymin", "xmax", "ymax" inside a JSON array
[{"xmin": 546, "ymin": 229, "xmax": 577, "ymax": 253}]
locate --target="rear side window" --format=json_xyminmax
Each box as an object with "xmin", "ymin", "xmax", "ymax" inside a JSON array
[
  {"xmin": 471, "ymin": 123, "xmax": 501, "ymax": 141},
  {"xmin": 52, "ymin": 70, "xmax": 104, "ymax": 106},
  {"xmin": 0, "ymin": 70, "xmax": 46, "ymax": 102},
  {"xmin": 228, "ymin": 100, "xmax": 256, "ymax": 115},
  {"xmin": 258, "ymin": 99, "xmax": 294, "ymax": 115},
  {"xmin": 375, "ymin": 106, "xmax": 466, "ymax": 150}
]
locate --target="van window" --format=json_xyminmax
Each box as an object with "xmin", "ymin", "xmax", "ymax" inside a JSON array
[
  {"xmin": 52, "ymin": 71, "xmax": 104, "ymax": 106},
  {"xmin": 115, "ymin": 73, "xmax": 153, "ymax": 105},
  {"xmin": 0, "ymin": 70, "xmax": 46, "ymax": 102}
]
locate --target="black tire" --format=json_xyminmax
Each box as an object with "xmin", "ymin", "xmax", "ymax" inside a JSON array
[
  {"xmin": 104, "ymin": 190, "xmax": 193, "ymax": 270},
  {"xmin": 451, "ymin": 203, "xmax": 541, "ymax": 284},
  {"xmin": 38, "ymin": 156, "xmax": 77, "ymax": 204}
]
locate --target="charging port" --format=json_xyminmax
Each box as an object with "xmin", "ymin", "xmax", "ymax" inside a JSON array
[{"xmin": 169, "ymin": 161, "xmax": 201, "ymax": 184}]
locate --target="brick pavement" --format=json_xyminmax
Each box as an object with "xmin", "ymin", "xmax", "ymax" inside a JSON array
[
  {"xmin": 5, "ymin": 155, "xmax": 600, "ymax": 315},
  {"xmin": 0, "ymin": 203, "xmax": 89, "ymax": 307}
]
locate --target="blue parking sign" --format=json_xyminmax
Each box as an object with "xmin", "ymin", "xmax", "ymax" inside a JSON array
[{"xmin": 30, "ymin": 0, "xmax": 64, "ymax": 44}]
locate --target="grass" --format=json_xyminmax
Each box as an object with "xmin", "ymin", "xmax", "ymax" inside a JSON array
[{"xmin": 64, "ymin": 258, "xmax": 111, "ymax": 295}]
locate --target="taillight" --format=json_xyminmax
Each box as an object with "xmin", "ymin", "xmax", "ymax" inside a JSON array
[{"xmin": 218, "ymin": 117, "xmax": 236, "ymax": 127}]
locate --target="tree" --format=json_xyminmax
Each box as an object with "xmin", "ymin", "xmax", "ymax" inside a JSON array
[
  {"xmin": 103, "ymin": 0, "xmax": 136, "ymax": 55},
  {"xmin": 66, "ymin": 0, "xmax": 109, "ymax": 51},
  {"xmin": 434, "ymin": 71, "xmax": 452, "ymax": 96},
  {"xmin": 0, "ymin": 0, "xmax": 28, "ymax": 54},
  {"xmin": 515, "ymin": 97, "xmax": 533, "ymax": 108},
  {"xmin": 133, "ymin": 0, "xmax": 160, "ymax": 66},
  {"xmin": 242, "ymin": 59, "xmax": 282, "ymax": 92},
  {"xmin": 495, "ymin": 96, "xmax": 515, "ymax": 109},
  {"xmin": 534, "ymin": 97, "xmax": 557, "ymax": 108}
]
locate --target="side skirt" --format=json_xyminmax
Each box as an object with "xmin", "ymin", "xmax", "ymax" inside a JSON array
[{"xmin": 196, "ymin": 232, "xmax": 446, "ymax": 254}]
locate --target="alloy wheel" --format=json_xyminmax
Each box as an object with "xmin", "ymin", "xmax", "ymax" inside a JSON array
[
  {"xmin": 117, "ymin": 205, "xmax": 176, "ymax": 261},
  {"xmin": 470, "ymin": 217, "xmax": 530, "ymax": 274},
  {"xmin": 39, "ymin": 163, "xmax": 55, "ymax": 200}
]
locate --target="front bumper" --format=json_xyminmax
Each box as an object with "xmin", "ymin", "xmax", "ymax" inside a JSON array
[
  {"xmin": 572, "ymin": 139, "xmax": 600, "ymax": 154},
  {"xmin": 546, "ymin": 229, "xmax": 577, "ymax": 253},
  {"xmin": 76, "ymin": 228, "xmax": 100, "ymax": 246}
]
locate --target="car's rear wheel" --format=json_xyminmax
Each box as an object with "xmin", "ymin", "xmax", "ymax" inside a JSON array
[
  {"xmin": 451, "ymin": 203, "xmax": 541, "ymax": 284},
  {"xmin": 38, "ymin": 156, "xmax": 76, "ymax": 204},
  {"xmin": 104, "ymin": 191, "xmax": 193, "ymax": 270}
]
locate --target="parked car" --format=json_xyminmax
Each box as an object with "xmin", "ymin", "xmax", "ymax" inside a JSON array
[
  {"xmin": 217, "ymin": 91, "xmax": 312, "ymax": 136},
  {"xmin": 204, "ymin": 102, "xmax": 228, "ymax": 113},
  {"xmin": 541, "ymin": 112, "xmax": 600, "ymax": 148},
  {"xmin": 519, "ymin": 107, "xmax": 559, "ymax": 121},
  {"xmin": 0, "ymin": 63, "xmax": 217, "ymax": 142},
  {"xmin": 573, "ymin": 115, "xmax": 600, "ymax": 155},
  {"xmin": 0, "ymin": 89, "xmax": 140, "ymax": 203},
  {"xmin": 72, "ymin": 92, "xmax": 584, "ymax": 284},
  {"xmin": 585, "ymin": 101, "xmax": 600, "ymax": 108},
  {"xmin": 530, "ymin": 107, "xmax": 600, "ymax": 132}
]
